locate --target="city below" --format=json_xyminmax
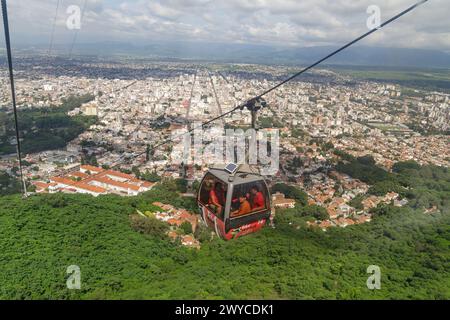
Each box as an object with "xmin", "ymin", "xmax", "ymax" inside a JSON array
[{"xmin": 0, "ymin": 55, "xmax": 448, "ymax": 237}]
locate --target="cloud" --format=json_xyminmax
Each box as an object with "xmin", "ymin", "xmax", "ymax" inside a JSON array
[
  {"xmin": 147, "ymin": 2, "xmax": 181, "ymax": 20},
  {"xmin": 3, "ymin": 0, "xmax": 449, "ymax": 51}
]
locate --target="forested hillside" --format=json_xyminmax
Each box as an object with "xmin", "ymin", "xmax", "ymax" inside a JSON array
[{"xmin": 0, "ymin": 163, "xmax": 448, "ymax": 299}]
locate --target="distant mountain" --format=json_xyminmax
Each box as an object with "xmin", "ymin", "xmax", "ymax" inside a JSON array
[
  {"xmin": 18, "ymin": 41, "xmax": 450, "ymax": 69},
  {"xmin": 276, "ymin": 46, "xmax": 450, "ymax": 69}
]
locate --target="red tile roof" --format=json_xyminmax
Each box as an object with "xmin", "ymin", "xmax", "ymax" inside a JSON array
[
  {"xmin": 102, "ymin": 170, "xmax": 139, "ymax": 182},
  {"xmin": 50, "ymin": 176, "xmax": 76, "ymax": 186},
  {"xmin": 141, "ymin": 181, "xmax": 155, "ymax": 188},
  {"xmin": 69, "ymin": 171, "xmax": 89, "ymax": 179},
  {"xmin": 167, "ymin": 218, "xmax": 183, "ymax": 226},
  {"xmin": 92, "ymin": 176, "xmax": 141, "ymax": 191},
  {"xmin": 80, "ymin": 165, "xmax": 104, "ymax": 173},
  {"xmin": 47, "ymin": 166, "xmax": 153, "ymax": 196},
  {"xmin": 33, "ymin": 181, "xmax": 50, "ymax": 189},
  {"xmin": 75, "ymin": 183, "xmax": 107, "ymax": 194}
]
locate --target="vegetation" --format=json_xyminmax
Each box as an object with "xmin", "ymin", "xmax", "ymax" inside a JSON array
[
  {"xmin": 368, "ymin": 180, "xmax": 406, "ymax": 197},
  {"xmin": 335, "ymin": 153, "xmax": 449, "ymax": 212},
  {"xmin": 349, "ymin": 195, "xmax": 364, "ymax": 211},
  {"xmin": 259, "ymin": 117, "xmax": 284, "ymax": 129},
  {"xmin": 393, "ymin": 163, "xmax": 449, "ymax": 211},
  {"xmin": 81, "ymin": 153, "xmax": 99, "ymax": 166},
  {"xmin": 194, "ymin": 224, "xmax": 212, "ymax": 243},
  {"xmin": 334, "ymin": 67, "xmax": 450, "ymax": 93},
  {"xmin": 291, "ymin": 128, "xmax": 306, "ymax": 139},
  {"xmin": 180, "ymin": 222, "xmax": 193, "ymax": 235},
  {"xmin": 175, "ymin": 179, "xmax": 188, "ymax": 194},
  {"xmin": 130, "ymin": 214, "xmax": 169, "ymax": 240},
  {"xmin": 0, "ymin": 161, "xmax": 448, "ymax": 300},
  {"xmin": 271, "ymin": 183, "xmax": 308, "ymax": 206},
  {"xmin": 140, "ymin": 170, "xmax": 162, "ymax": 183},
  {"xmin": 277, "ymin": 204, "xmax": 328, "ymax": 224},
  {"xmin": 0, "ymin": 95, "xmax": 96, "ymax": 155},
  {"xmin": 0, "ymin": 171, "xmax": 21, "ymax": 195},
  {"xmin": 286, "ymin": 156, "xmax": 304, "ymax": 173},
  {"xmin": 336, "ymin": 155, "xmax": 392, "ymax": 185}
]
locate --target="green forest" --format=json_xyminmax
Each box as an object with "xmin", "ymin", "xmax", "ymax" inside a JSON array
[
  {"xmin": 0, "ymin": 162, "xmax": 448, "ymax": 300},
  {"xmin": 0, "ymin": 171, "xmax": 22, "ymax": 196},
  {"xmin": 335, "ymin": 154, "xmax": 449, "ymax": 211},
  {"xmin": 0, "ymin": 94, "xmax": 96, "ymax": 155},
  {"xmin": 333, "ymin": 67, "xmax": 450, "ymax": 93}
]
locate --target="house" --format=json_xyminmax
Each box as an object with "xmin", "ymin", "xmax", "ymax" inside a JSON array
[
  {"xmin": 356, "ymin": 214, "xmax": 372, "ymax": 224},
  {"xmin": 167, "ymin": 231, "xmax": 178, "ymax": 241},
  {"xmin": 167, "ymin": 218, "xmax": 183, "ymax": 227},
  {"xmin": 151, "ymin": 203, "xmax": 199, "ymax": 235},
  {"xmin": 155, "ymin": 212, "xmax": 169, "ymax": 221},
  {"xmin": 181, "ymin": 235, "xmax": 200, "ymax": 249},
  {"xmin": 319, "ymin": 220, "xmax": 332, "ymax": 231},
  {"xmin": 361, "ymin": 196, "xmax": 380, "ymax": 210},
  {"xmin": 153, "ymin": 202, "xmax": 165, "ymax": 208},
  {"xmin": 32, "ymin": 181, "xmax": 57, "ymax": 193},
  {"xmin": 160, "ymin": 204, "xmax": 175, "ymax": 212},
  {"xmin": 327, "ymin": 207, "xmax": 338, "ymax": 219},
  {"xmin": 336, "ymin": 217, "xmax": 355, "ymax": 228},
  {"xmin": 394, "ymin": 198, "xmax": 409, "ymax": 207},
  {"xmin": 73, "ymin": 183, "xmax": 107, "ymax": 197},
  {"xmin": 336, "ymin": 203, "xmax": 355, "ymax": 218},
  {"xmin": 384, "ymin": 192, "xmax": 399, "ymax": 202},
  {"xmin": 272, "ymin": 192, "xmax": 296, "ymax": 209},
  {"xmin": 80, "ymin": 165, "xmax": 103, "ymax": 175},
  {"xmin": 68, "ymin": 171, "xmax": 89, "ymax": 180},
  {"xmin": 424, "ymin": 206, "xmax": 439, "ymax": 214}
]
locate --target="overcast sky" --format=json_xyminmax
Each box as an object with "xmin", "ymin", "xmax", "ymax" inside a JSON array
[{"xmin": 3, "ymin": 0, "xmax": 450, "ymax": 51}]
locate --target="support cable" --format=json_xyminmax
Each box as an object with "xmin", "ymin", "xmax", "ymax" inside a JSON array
[{"xmin": 1, "ymin": 0, "xmax": 28, "ymax": 196}]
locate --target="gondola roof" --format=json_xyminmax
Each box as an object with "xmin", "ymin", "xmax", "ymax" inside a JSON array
[{"xmin": 208, "ymin": 164, "xmax": 264, "ymax": 185}]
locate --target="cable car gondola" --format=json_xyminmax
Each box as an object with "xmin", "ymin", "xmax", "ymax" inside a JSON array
[{"xmin": 197, "ymin": 163, "xmax": 272, "ymax": 240}]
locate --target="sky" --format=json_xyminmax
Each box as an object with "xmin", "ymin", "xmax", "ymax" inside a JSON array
[{"xmin": 2, "ymin": 0, "xmax": 450, "ymax": 52}]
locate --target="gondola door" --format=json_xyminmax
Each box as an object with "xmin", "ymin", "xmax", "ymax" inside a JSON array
[
  {"xmin": 197, "ymin": 173, "xmax": 231, "ymax": 239},
  {"xmin": 226, "ymin": 180, "xmax": 271, "ymax": 238}
]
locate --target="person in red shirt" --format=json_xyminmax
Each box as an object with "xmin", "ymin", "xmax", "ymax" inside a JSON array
[
  {"xmin": 250, "ymin": 186, "xmax": 265, "ymax": 211},
  {"xmin": 209, "ymin": 182, "xmax": 226, "ymax": 215}
]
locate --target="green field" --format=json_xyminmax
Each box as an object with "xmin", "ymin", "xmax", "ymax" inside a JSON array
[{"xmin": 332, "ymin": 66, "xmax": 450, "ymax": 93}]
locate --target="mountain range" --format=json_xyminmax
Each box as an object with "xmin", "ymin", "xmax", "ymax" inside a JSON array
[{"xmin": 17, "ymin": 41, "xmax": 450, "ymax": 69}]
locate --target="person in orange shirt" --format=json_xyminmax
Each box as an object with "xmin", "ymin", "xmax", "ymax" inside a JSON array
[{"xmin": 231, "ymin": 195, "xmax": 252, "ymax": 217}]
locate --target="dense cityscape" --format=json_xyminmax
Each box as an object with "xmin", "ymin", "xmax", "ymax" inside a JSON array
[{"xmin": 1, "ymin": 57, "xmax": 448, "ymax": 237}]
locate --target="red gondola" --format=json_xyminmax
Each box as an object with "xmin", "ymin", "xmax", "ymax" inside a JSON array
[{"xmin": 197, "ymin": 164, "xmax": 272, "ymax": 240}]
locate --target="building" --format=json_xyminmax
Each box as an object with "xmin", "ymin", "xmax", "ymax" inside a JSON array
[
  {"xmin": 81, "ymin": 101, "xmax": 98, "ymax": 116},
  {"xmin": 33, "ymin": 165, "xmax": 155, "ymax": 197},
  {"xmin": 181, "ymin": 235, "xmax": 200, "ymax": 249},
  {"xmin": 152, "ymin": 202, "xmax": 199, "ymax": 233},
  {"xmin": 272, "ymin": 192, "xmax": 296, "ymax": 209}
]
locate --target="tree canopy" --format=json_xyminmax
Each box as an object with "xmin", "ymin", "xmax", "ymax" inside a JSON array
[
  {"xmin": 271, "ymin": 183, "xmax": 308, "ymax": 206},
  {"xmin": 0, "ymin": 95, "xmax": 96, "ymax": 155},
  {"xmin": 0, "ymin": 162, "xmax": 448, "ymax": 300}
]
